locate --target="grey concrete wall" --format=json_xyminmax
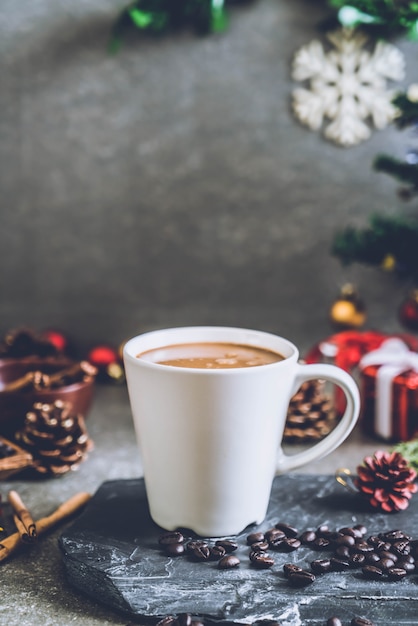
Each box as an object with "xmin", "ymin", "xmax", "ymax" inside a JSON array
[{"xmin": 1, "ymin": 0, "xmax": 417, "ymax": 354}]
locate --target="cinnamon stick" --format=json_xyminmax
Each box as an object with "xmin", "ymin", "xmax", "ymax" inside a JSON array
[
  {"xmin": 0, "ymin": 492, "xmax": 91, "ymax": 562},
  {"xmin": 8, "ymin": 490, "xmax": 37, "ymax": 542},
  {"xmin": 2, "ymin": 371, "xmax": 47, "ymax": 392}
]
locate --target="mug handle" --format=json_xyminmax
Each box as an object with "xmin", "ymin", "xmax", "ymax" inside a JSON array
[{"xmin": 276, "ymin": 363, "xmax": 360, "ymax": 473}]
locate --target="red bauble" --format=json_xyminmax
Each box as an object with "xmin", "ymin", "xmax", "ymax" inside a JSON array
[
  {"xmin": 40, "ymin": 329, "xmax": 69, "ymax": 353},
  {"xmin": 87, "ymin": 345, "xmax": 119, "ymax": 368},
  {"xmin": 399, "ymin": 290, "xmax": 418, "ymax": 332}
]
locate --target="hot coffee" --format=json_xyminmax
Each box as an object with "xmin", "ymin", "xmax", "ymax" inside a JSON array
[{"xmin": 137, "ymin": 342, "xmax": 284, "ymax": 369}]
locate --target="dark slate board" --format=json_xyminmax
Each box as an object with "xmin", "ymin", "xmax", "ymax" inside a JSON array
[{"xmin": 59, "ymin": 475, "xmax": 418, "ymax": 625}]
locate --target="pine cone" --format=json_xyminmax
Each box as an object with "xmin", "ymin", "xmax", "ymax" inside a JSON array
[
  {"xmin": 0, "ymin": 327, "xmax": 59, "ymax": 358},
  {"xmin": 355, "ymin": 450, "xmax": 418, "ymax": 513},
  {"xmin": 283, "ymin": 379, "xmax": 336, "ymax": 443},
  {"xmin": 15, "ymin": 400, "xmax": 93, "ymax": 476}
]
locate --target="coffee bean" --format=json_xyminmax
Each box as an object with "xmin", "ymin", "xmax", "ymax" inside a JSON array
[
  {"xmin": 191, "ymin": 544, "xmax": 211, "ymax": 561},
  {"xmin": 377, "ymin": 557, "xmax": 396, "ymax": 571},
  {"xmin": 334, "ymin": 534, "xmax": 355, "ymax": 548},
  {"xmin": 177, "ymin": 614, "xmax": 192, "ymax": 626},
  {"xmin": 283, "ymin": 563, "xmax": 303, "ymax": 578},
  {"xmin": 268, "ymin": 537, "xmax": 285, "ymax": 550},
  {"xmin": 354, "ymin": 541, "xmax": 374, "ymax": 553},
  {"xmin": 156, "ymin": 616, "xmax": 176, "ymax": 626},
  {"xmin": 218, "ymin": 554, "xmax": 240, "ymax": 569},
  {"xmin": 335, "ymin": 545, "xmax": 350, "ymax": 558},
  {"xmin": 186, "ymin": 540, "xmax": 208, "ymax": 553},
  {"xmin": 374, "ymin": 540, "xmax": 391, "ymax": 552},
  {"xmin": 348, "ymin": 553, "xmax": 366, "ymax": 568},
  {"xmin": 365, "ymin": 552, "xmax": 380, "ymax": 564},
  {"xmin": 316, "ymin": 524, "xmax": 330, "ymax": 536},
  {"xmin": 250, "ymin": 541, "xmax": 270, "ymax": 552},
  {"xmin": 350, "ymin": 618, "xmax": 376, "ymax": 626},
  {"xmin": 208, "ymin": 545, "xmax": 226, "ymax": 560},
  {"xmin": 330, "ymin": 557, "xmax": 350, "ymax": 571},
  {"xmin": 397, "ymin": 558, "xmax": 415, "ymax": 573},
  {"xmin": 392, "ymin": 540, "xmax": 411, "ymax": 556},
  {"xmin": 288, "ymin": 569, "xmax": 315, "ymax": 587},
  {"xmin": 378, "ymin": 550, "xmax": 398, "ymax": 563},
  {"xmin": 327, "ymin": 618, "xmax": 342, "ymax": 626},
  {"xmin": 280, "ymin": 537, "xmax": 301, "ymax": 552},
  {"xmin": 310, "ymin": 558, "xmax": 331, "ymax": 574},
  {"xmin": 362, "ymin": 565, "xmax": 384, "ymax": 580},
  {"xmin": 339, "ymin": 526, "xmax": 363, "ymax": 539},
  {"xmin": 353, "ymin": 524, "xmax": 367, "ymax": 536},
  {"xmin": 367, "ymin": 535, "xmax": 381, "ymax": 547},
  {"xmin": 312, "ymin": 537, "xmax": 331, "ymax": 550},
  {"xmin": 265, "ymin": 528, "xmax": 286, "ymax": 543},
  {"xmin": 380, "ymin": 529, "xmax": 411, "ymax": 542},
  {"xmin": 274, "ymin": 522, "xmax": 299, "ymax": 538},
  {"xmin": 249, "ymin": 551, "xmax": 274, "ymax": 568},
  {"xmin": 159, "ymin": 531, "xmax": 185, "ymax": 546},
  {"xmin": 215, "ymin": 540, "xmax": 238, "ymax": 553},
  {"xmin": 300, "ymin": 530, "xmax": 316, "ymax": 544},
  {"xmin": 247, "ymin": 532, "xmax": 265, "ymax": 545},
  {"xmin": 164, "ymin": 542, "xmax": 185, "ymax": 557},
  {"xmin": 387, "ymin": 567, "xmax": 408, "ymax": 581}
]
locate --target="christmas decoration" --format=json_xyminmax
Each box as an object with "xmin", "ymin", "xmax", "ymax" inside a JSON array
[
  {"xmin": 332, "ymin": 87, "xmax": 418, "ymax": 300},
  {"xmin": 40, "ymin": 329, "xmax": 70, "ymax": 355},
  {"xmin": 399, "ymin": 289, "xmax": 418, "ymax": 331},
  {"xmin": 359, "ymin": 338, "xmax": 418, "ymax": 441},
  {"xmin": 87, "ymin": 344, "xmax": 125, "ymax": 384},
  {"xmin": 0, "ymin": 328, "xmax": 59, "ymax": 359},
  {"xmin": 329, "ymin": 0, "xmax": 418, "ymax": 40},
  {"xmin": 329, "ymin": 283, "xmax": 366, "ymax": 330},
  {"xmin": 15, "ymin": 400, "xmax": 93, "ymax": 477},
  {"xmin": 110, "ymin": 0, "xmax": 255, "ymax": 49},
  {"xmin": 392, "ymin": 437, "xmax": 418, "ymax": 472},
  {"xmin": 291, "ymin": 27, "xmax": 405, "ymax": 146},
  {"xmin": 354, "ymin": 450, "xmax": 417, "ymax": 512},
  {"xmin": 283, "ymin": 379, "xmax": 336, "ymax": 443}
]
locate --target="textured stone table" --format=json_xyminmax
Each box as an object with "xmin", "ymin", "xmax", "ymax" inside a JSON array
[{"xmin": 60, "ymin": 474, "xmax": 418, "ymax": 626}]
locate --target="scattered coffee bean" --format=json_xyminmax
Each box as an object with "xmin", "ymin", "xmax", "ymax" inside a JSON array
[
  {"xmin": 214, "ymin": 540, "xmax": 238, "ymax": 553},
  {"xmin": 265, "ymin": 528, "xmax": 286, "ymax": 543},
  {"xmin": 348, "ymin": 553, "xmax": 366, "ymax": 568},
  {"xmin": 177, "ymin": 613, "xmax": 192, "ymax": 626},
  {"xmin": 365, "ymin": 552, "xmax": 380, "ymax": 564},
  {"xmin": 312, "ymin": 537, "xmax": 331, "ymax": 550},
  {"xmin": 247, "ymin": 532, "xmax": 265, "ymax": 545},
  {"xmin": 387, "ymin": 567, "xmax": 408, "ymax": 581},
  {"xmin": 250, "ymin": 541, "xmax": 270, "ymax": 552},
  {"xmin": 159, "ymin": 531, "xmax": 185, "ymax": 546},
  {"xmin": 397, "ymin": 559, "xmax": 415, "ymax": 573},
  {"xmin": 334, "ymin": 534, "xmax": 355, "ymax": 548},
  {"xmin": 327, "ymin": 618, "xmax": 342, "ymax": 626},
  {"xmin": 377, "ymin": 557, "xmax": 396, "ymax": 571},
  {"xmin": 191, "ymin": 544, "xmax": 211, "ymax": 561},
  {"xmin": 353, "ymin": 524, "xmax": 367, "ymax": 536},
  {"xmin": 164, "ymin": 543, "xmax": 185, "ymax": 557},
  {"xmin": 156, "ymin": 616, "xmax": 176, "ymax": 626},
  {"xmin": 310, "ymin": 558, "xmax": 331, "ymax": 574},
  {"xmin": 300, "ymin": 530, "xmax": 317, "ymax": 544},
  {"xmin": 392, "ymin": 540, "xmax": 411, "ymax": 556},
  {"xmin": 335, "ymin": 545, "xmax": 350, "ymax": 558},
  {"xmin": 339, "ymin": 526, "xmax": 363, "ymax": 539},
  {"xmin": 351, "ymin": 618, "xmax": 376, "ymax": 626},
  {"xmin": 186, "ymin": 540, "xmax": 208, "ymax": 553},
  {"xmin": 287, "ymin": 569, "xmax": 315, "ymax": 587},
  {"xmin": 249, "ymin": 551, "xmax": 274, "ymax": 569},
  {"xmin": 330, "ymin": 557, "xmax": 350, "ymax": 571},
  {"xmin": 280, "ymin": 537, "xmax": 301, "ymax": 552},
  {"xmin": 362, "ymin": 565, "xmax": 384, "ymax": 580},
  {"xmin": 283, "ymin": 563, "xmax": 303, "ymax": 578},
  {"xmin": 316, "ymin": 524, "xmax": 330, "ymax": 536},
  {"xmin": 218, "ymin": 554, "xmax": 240, "ymax": 569},
  {"xmin": 354, "ymin": 541, "xmax": 374, "ymax": 553},
  {"xmin": 274, "ymin": 522, "xmax": 299, "ymax": 538},
  {"xmin": 377, "ymin": 550, "xmax": 397, "ymax": 562},
  {"xmin": 208, "ymin": 545, "xmax": 226, "ymax": 561}
]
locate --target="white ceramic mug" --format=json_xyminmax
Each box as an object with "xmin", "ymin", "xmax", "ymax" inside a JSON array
[{"xmin": 123, "ymin": 326, "xmax": 360, "ymax": 537}]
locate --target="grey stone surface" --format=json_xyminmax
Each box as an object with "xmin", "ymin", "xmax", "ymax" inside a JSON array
[
  {"xmin": 1, "ymin": 0, "xmax": 418, "ymax": 351},
  {"xmin": 60, "ymin": 475, "xmax": 418, "ymax": 625},
  {"xmin": 0, "ymin": 385, "xmax": 409, "ymax": 625}
]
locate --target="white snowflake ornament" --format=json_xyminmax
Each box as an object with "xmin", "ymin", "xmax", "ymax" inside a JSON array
[{"xmin": 291, "ymin": 28, "xmax": 406, "ymax": 147}]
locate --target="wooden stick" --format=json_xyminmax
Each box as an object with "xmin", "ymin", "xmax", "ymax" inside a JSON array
[
  {"xmin": 8, "ymin": 490, "xmax": 37, "ymax": 542},
  {"xmin": 0, "ymin": 492, "xmax": 91, "ymax": 563}
]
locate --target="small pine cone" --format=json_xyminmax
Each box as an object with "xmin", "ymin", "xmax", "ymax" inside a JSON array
[
  {"xmin": 15, "ymin": 400, "xmax": 93, "ymax": 476},
  {"xmin": 355, "ymin": 450, "xmax": 418, "ymax": 513},
  {"xmin": 0, "ymin": 327, "xmax": 58, "ymax": 358},
  {"xmin": 284, "ymin": 379, "xmax": 335, "ymax": 443}
]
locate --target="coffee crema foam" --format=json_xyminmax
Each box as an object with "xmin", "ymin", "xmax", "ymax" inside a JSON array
[{"xmin": 137, "ymin": 342, "xmax": 285, "ymax": 369}]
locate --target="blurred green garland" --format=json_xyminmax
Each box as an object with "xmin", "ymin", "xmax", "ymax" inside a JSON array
[
  {"xmin": 392, "ymin": 439, "xmax": 418, "ymax": 472},
  {"xmin": 328, "ymin": 0, "xmax": 418, "ymax": 39},
  {"xmin": 111, "ymin": 0, "xmax": 254, "ymax": 48}
]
